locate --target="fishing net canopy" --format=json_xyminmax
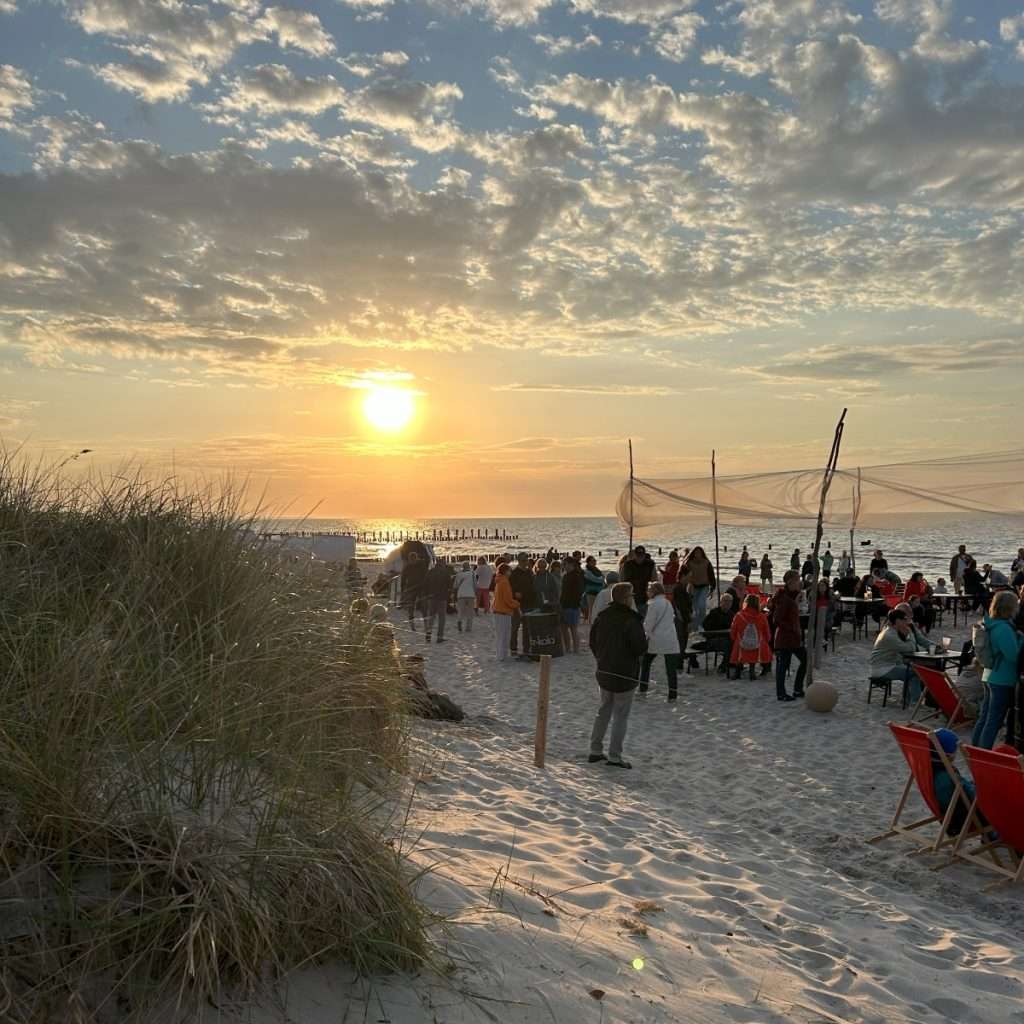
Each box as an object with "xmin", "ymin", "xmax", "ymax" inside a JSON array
[{"xmin": 617, "ymin": 449, "xmax": 1024, "ymax": 532}]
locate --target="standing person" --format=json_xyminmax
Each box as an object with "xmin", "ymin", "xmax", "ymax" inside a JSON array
[
  {"xmin": 492, "ymin": 563, "xmax": 519, "ymax": 661},
  {"xmin": 773, "ymin": 570, "xmax": 807, "ymax": 702},
  {"xmin": 730, "ymin": 594, "xmax": 772, "ymax": 680},
  {"xmin": 532, "ymin": 558, "xmax": 560, "ymax": 610},
  {"xmin": 870, "ymin": 550, "xmax": 888, "ymax": 573},
  {"xmin": 622, "ymin": 546, "xmax": 657, "ymax": 618},
  {"xmin": 790, "ymin": 549, "xmax": 801, "ymax": 572},
  {"xmin": 423, "ymin": 560, "xmax": 453, "ymax": 644},
  {"xmin": 549, "ymin": 559, "xmax": 564, "ymax": 594},
  {"xmin": 812, "ymin": 578, "xmax": 834, "ymax": 668},
  {"xmin": 681, "ymin": 546, "xmax": 715, "ymax": 630},
  {"xmin": 738, "ymin": 547, "xmax": 752, "ymax": 581},
  {"xmin": 838, "ymin": 549, "xmax": 851, "ymax": 576},
  {"xmin": 639, "ymin": 583, "xmax": 681, "ymax": 700},
  {"xmin": 588, "ymin": 583, "xmax": 648, "ymax": 769},
  {"xmin": 592, "ymin": 570, "xmax": 620, "ymax": 621},
  {"xmin": 583, "ymin": 556, "xmax": 606, "ymax": 621},
  {"xmin": 760, "ymin": 553, "xmax": 773, "ymax": 587},
  {"xmin": 560, "ymin": 556, "xmax": 586, "ymax": 654},
  {"xmin": 673, "ymin": 582, "xmax": 695, "ymax": 669},
  {"xmin": 800, "ymin": 554, "xmax": 816, "ymax": 582},
  {"xmin": 400, "ymin": 551, "xmax": 429, "ymax": 632},
  {"xmin": 964, "ymin": 558, "xmax": 988, "ymax": 613},
  {"xmin": 1012, "ymin": 548, "xmax": 1024, "ymax": 587},
  {"xmin": 822, "ymin": 549, "xmax": 834, "ymax": 579},
  {"xmin": 474, "ymin": 556, "xmax": 494, "ymax": 614},
  {"xmin": 950, "ymin": 544, "xmax": 970, "ymax": 596},
  {"xmin": 509, "ymin": 553, "xmax": 537, "ymax": 657},
  {"xmin": 971, "ymin": 591, "xmax": 1023, "ymax": 749},
  {"xmin": 453, "ymin": 561, "xmax": 476, "ymax": 633},
  {"xmin": 662, "ymin": 549, "xmax": 681, "ymax": 589}
]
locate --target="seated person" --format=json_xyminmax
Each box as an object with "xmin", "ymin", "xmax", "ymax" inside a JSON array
[
  {"xmin": 904, "ymin": 572, "xmax": 928, "ymax": 602},
  {"xmin": 931, "ymin": 728, "xmax": 983, "ymax": 837},
  {"xmin": 693, "ymin": 593, "xmax": 735, "ymax": 673},
  {"xmin": 729, "ymin": 594, "xmax": 772, "ymax": 679},
  {"xmin": 869, "ymin": 608, "xmax": 919, "ymax": 700},
  {"xmin": 933, "ymin": 577, "xmax": 949, "ymax": 595}
]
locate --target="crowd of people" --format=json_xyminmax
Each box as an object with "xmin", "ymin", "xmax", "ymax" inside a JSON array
[{"xmin": 393, "ymin": 540, "xmax": 1024, "ymax": 771}]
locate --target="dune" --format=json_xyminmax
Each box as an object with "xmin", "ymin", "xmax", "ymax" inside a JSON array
[{"xmin": 227, "ymin": 607, "xmax": 1024, "ymax": 1024}]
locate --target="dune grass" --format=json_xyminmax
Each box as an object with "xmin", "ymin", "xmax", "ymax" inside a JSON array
[{"xmin": 0, "ymin": 455, "xmax": 429, "ymax": 1021}]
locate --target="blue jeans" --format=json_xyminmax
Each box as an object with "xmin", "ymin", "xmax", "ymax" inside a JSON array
[
  {"xmin": 775, "ymin": 647, "xmax": 807, "ymax": 698},
  {"xmin": 692, "ymin": 585, "xmax": 710, "ymax": 630},
  {"xmin": 877, "ymin": 664, "xmax": 916, "ymax": 703},
  {"xmin": 972, "ymin": 683, "xmax": 1014, "ymax": 749}
]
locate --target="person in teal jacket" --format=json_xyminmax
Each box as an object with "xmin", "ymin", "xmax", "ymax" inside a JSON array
[{"xmin": 971, "ymin": 591, "xmax": 1023, "ymax": 749}]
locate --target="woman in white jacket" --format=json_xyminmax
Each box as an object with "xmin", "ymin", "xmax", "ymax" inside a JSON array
[{"xmin": 639, "ymin": 582, "xmax": 681, "ymax": 701}]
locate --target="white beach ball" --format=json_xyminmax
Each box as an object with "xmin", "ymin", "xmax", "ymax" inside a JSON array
[{"xmin": 805, "ymin": 680, "xmax": 839, "ymax": 713}]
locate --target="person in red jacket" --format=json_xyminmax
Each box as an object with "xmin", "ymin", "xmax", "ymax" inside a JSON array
[
  {"xmin": 772, "ymin": 570, "xmax": 807, "ymax": 702},
  {"xmin": 729, "ymin": 594, "xmax": 772, "ymax": 680}
]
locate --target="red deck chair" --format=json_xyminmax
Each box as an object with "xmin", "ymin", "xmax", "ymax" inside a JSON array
[
  {"xmin": 883, "ymin": 594, "xmax": 901, "ymax": 610},
  {"xmin": 953, "ymin": 746, "xmax": 1024, "ymax": 886},
  {"xmin": 867, "ymin": 722, "xmax": 985, "ymax": 854},
  {"xmin": 909, "ymin": 664, "xmax": 975, "ymax": 727}
]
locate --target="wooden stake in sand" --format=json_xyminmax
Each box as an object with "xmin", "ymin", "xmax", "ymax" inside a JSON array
[{"xmin": 535, "ymin": 655, "xmax": 552, "ymax": 768}]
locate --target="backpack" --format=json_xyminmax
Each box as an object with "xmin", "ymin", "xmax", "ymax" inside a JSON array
[
  {"xmin": 740, "ymin": 620, "xmax": 760, "ymax": 651},
  {"xmin": 972, "ymin": 621, "xmax": 996, "ymax": 670}
]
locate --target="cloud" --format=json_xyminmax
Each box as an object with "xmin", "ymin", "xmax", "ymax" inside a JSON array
[
  {"xmin": 533, "ymin": 32, "xmax": 601, "ymax": 57},
  {"xmin": 1001, "ymin": 13, "xmax": 1024, "ymax": 59},
  {"xmin": 66, "ymin": 0, "xmax": 265, "ymax": 102},
  {"xmin": 501, "ymin": 382, "xmax": 681, "ymax": 396},
  {"xmin": 258, "ymin": 7, "xmax": 335, "ymax": 57},
  {"xmin": 216, "ymin": 64, "xmax": 346, "ymax": 115},
  {"xmin": 0, "ymin": 64, "xmax": 34, "ymax": 124},
  {"xmin": 341, "ymin": 77, "xmax": 464, "ymax": 151},
  {"xmin": 0, "ymin": 1, "xmax": 17, "ymax": 12}
]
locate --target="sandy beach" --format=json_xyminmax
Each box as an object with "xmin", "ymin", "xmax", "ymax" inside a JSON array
[{"xmin": 218, "ymin": 601, "xmax": 1024, "ymax": 1024}]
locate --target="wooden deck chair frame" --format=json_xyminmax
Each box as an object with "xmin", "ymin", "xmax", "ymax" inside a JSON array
[
  {"xmin": 951, "ymin": 745, "xmax": 1024, "ymax": 887},
  {"xmin": 909, "ymin": 664, "xmax": 974, "ymax": 728},
  {"xmin": 867, "ymin": 722, "xmax": 987, "ymax": 855}
]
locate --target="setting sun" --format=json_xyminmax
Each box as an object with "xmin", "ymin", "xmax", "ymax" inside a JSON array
[{"xmin": 361, "ymin": 387, "xmax": 415, "ymax": 433}]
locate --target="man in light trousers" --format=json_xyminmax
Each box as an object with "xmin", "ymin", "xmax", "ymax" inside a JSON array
[{"xmin": 588, "ymin": 583, "xmax": 648, "ymax": 770}]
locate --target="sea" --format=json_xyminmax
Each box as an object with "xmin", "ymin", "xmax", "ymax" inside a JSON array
[{"xmin": 274, "ymin": 516, "xmax": 1024, "ymax": 582}]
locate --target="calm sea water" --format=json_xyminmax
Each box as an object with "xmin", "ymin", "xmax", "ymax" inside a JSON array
[{"xmin": 276, "ymin": 516, "xmax": 1024, "ymax": 582}]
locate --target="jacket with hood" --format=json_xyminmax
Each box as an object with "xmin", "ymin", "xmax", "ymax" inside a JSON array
[
  {"xmin": 509, "ymin": 565, "xmax": 537, "ymax": 611},
  {"xmin": 493, "ymin": 574, "xmax": 520, "ymax": 614},
  {"xmin": 583, "ymin": 566, "xmax": 606, "ymax": 596},
  {"xmin": 590, "ymin": 601, "xmax": 648, "ymax": 693},
  {"xmin": 643, "ymin": 594, "xmax": 680, "ymax": 655},
  {"xmin": 982, "ymin": 616, "xmax": 1023, "ymax": 687},
  {"xmin": 533, "ymin": 570, "xmax": 560, "ymax": 608},
  {"xmin": 561, "ymin": 566, "xmax": 586, "ymax": 609},
  {"xmin": 730, "ymin": 607, "xmax": 772, "ymax": 664}
]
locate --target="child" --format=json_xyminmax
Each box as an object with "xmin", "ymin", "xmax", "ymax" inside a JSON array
[
  {"xmin": 934, "ymin": 577, "xmax": 948, "ymax": 595},
  {"xmin": 931, "ymin": 729, "xmax": 981, "ymax": 836}
]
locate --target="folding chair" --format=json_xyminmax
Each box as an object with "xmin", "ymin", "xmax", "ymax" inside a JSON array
[
  {"xmin": 867, "ymin": 722, "xmax": 985, "ymax": 854},
  {"xmin": 909, "ymin": 664, "xmax": 975, "ymax": 727},
  {"xmin": 952, "ymin": 745, "xmax": 1024, "ymax": 886}
]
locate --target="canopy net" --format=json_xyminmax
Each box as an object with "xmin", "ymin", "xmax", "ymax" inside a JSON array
[{"xmin": 617, "ymin": 449, "xmax": 1024, "ymax": 532}]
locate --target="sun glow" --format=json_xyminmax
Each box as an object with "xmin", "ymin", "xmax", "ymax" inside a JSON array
[{"xmin": 361, "ymin": 387, "xmax": 415, "ymax": 433}]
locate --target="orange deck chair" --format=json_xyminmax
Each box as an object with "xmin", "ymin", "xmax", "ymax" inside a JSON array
[
  {"xmin": 952, "ymin": 745, "xmax": 1024, "ymax": 886},
  {"xmin": 868, "ymin": 722, "xmax": 985, "ymax": 854},
  {"xmin": 909, "ymin": 664, "xmax": 975, "ymax": 727}
]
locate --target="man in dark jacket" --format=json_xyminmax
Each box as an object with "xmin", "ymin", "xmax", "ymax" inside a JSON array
[
  {"xmin": 423, "ymin": 561, "xmax": 453, "ymax": 643},
  {"xmin": 401, "ymin": 552, "xmax": 429, "ymax": 631},
  {"xmin": 772, "ymin": 569, "xmax": 806, "ymax": 701},
  {"xmin": 509, "ymin": 552, "xmax": 537, "ymax": 656},
  {"xmin": 698, "ymin": 593, "xmax": 735, "ymax": 674},
  {"xmin": 623, "ymin": 546, "xmax": 656, "ymax": 616},
  {"xmin": 588, "ymin": 583, "xmax": 647, "ymax": 769}
]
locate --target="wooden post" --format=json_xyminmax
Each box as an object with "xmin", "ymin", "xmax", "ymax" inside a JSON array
[
  {"xmin": 805, "ymin": 409, "xmax": 848, "ymax": 690},
  {"xmin": 712, "ymin": 450, "xmax": 722, "ymax": 602},
  {"xmin": 627, "ymin": 439, "xmax": 635, "ymax": 552},
  {"xmin": 534, "ymin": 655, "xmax": 552, "ymax": 768}
]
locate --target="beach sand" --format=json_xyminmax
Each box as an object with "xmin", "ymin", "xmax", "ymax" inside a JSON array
[{"xmin": 226, "ymin": 606, "xmax": 1024, "ymax": 1024}]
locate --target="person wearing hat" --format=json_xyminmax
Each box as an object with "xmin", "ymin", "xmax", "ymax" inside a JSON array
[
  {"xmin": 453, "ymin": 561, "xmax": 477, "ymax": 634},
  {"xmin": 931, "ymin": 729, "xmax": 982, "ymax": 837}
]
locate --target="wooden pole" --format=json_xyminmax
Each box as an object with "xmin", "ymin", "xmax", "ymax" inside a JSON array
[
  {"xmin": 712, "ymin": 449, "xmax": 722, "ymax": 602},
  {"xmin": 627, "ymin": 439, "xmax": 635, "ymax": 553},
  {"xmin": 805, "ymin": 409, "xmax": 848, "ymax": 690},
  {"xmin": 534, "ymin": 655, "xmax": 552, "ymax": 768}
]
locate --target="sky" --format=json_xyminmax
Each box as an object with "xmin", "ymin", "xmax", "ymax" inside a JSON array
[{"xmin": 1, "ymin": 0, "xmax": 1023, "ymax": 517}]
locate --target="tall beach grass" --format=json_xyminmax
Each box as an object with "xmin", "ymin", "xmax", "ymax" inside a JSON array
[{"xmin": 0, "ymin": 455, "xmax": 429, "ymax": 1021}]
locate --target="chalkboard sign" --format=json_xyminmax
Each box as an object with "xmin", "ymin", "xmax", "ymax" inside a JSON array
[{"xmin": 525, "ymin": 611, "xmax": 563, "ymax": 659}]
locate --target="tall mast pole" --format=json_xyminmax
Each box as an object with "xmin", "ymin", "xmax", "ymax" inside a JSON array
[
  {"xmin": 712, "ymin": 449, "xmax": 721, "ymax": 602},
  {"xmin": 628, "ymin": 439, "xmax": 635, "ymax": 552},
  {"xmin": 805, "ymin": 409, "xmax": 848, "ymax": 691}
]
